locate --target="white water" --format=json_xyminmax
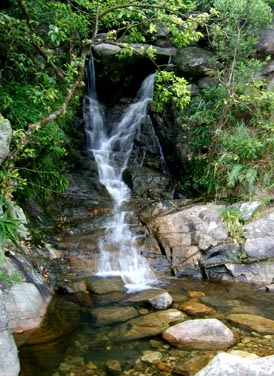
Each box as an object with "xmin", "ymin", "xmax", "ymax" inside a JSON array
[{"xmin": 83, "ymin": 57, "xmax": 157, "ymax": 291}]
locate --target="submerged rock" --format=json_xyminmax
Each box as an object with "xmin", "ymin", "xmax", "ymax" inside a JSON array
[
  {"xmin": 179, "ymin": 301, "xmax": 215, "ymax": 316},
  {"xmin": 90, "ymin": 306, "xmax": 138, "ymax": 325},
  {"xmin": 227, "ymin": 314, "xmax": 274, "ymax": 334},
  {"xmin": 162, "ymin": 318, "xmax": 236, "ymax": 351},
  {"xmin": 108, "ymin": 309, "xmax": 186, "ymax": 340}
]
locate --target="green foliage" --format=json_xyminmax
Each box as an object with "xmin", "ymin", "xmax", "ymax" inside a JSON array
[
  {"xmin": 0, "ymin": 199, "xmax": 22, "ymax": 243},
  {"xmin": 221, "ymin": 207, "xmax": 244, "ymax": 240},
  {"xmin": 153, "ymin": 71, "xmax": 191, "ymax": 115},
  {"xmin": 177, "ymin": 0, "xmax": 274, "ymax": 199}
]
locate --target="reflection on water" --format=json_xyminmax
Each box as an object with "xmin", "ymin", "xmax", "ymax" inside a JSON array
[{"xmin": 16, "ymin": 277, "xmax": 274, "ymax": 376}]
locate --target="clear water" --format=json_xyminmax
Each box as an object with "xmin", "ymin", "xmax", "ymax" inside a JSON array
[{"xmin": 16, "ymin": 277, "xmax": 274, "ymax": 376}]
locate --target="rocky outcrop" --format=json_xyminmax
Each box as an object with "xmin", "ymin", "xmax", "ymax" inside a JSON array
[{"xmin": 141, "ymin": 199, "xmax": 274, "ymax": 285}]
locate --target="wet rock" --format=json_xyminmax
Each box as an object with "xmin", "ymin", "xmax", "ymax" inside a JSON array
[
  {"xmin": 0, "ymin": 289, "xmax": 20, "ymax": 376},
  {"xmin": 127, "ymin": 289, "xmax": 173, "ymax": 310},
  {"xmin": 227, "ymin": 314, "xmax": 274, "ymax": 334},
  {"xmin": 162, "ymin": 318, "xmax": 236, "ymax": 351},
  {"xmin": 179, "ymin": 301, "xmax": 215, "ymax": 316},
  {"xmin": 123, "ymin": 166, "xmax": 175, "ymax": 200},
  {"xmin": 85, "ymin": 276, "xmax": 126, "ymax": 294},
  {"xmin": 3, "ymin": 282, "xmax": 48, "ymax": 332},
  {"xmin": 108, "ymin": 309, "xmax": 186, "ymax": 340},
  {"xmin": 201, "ymin": 296, "xmax": 234, "ymax": 309},
  {"xmin": 187, "ymin": 291, "xmax": 205, "ymax": 299},
  {"xmin": 195, "ymin": 352, "xmax": 274, "ymax": 376},
  {"xmin": 90, "ymin": 306, "xmax": 138, "ymax": 325}
]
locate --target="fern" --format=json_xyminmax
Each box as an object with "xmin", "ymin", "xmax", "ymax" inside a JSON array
[{"xmin": 227, "ymin": 164, "xmax": 243, "ymax": 187}]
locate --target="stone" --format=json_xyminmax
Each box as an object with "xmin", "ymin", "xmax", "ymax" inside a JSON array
[
  {"xmin": 187, "ymin": 291, "xmax": 205, "ymax": 299},
  {"xmin": 243, "ymin": 211, "xmax": 274, "ymax": 238},
  {"xmin": 179, "ymin": 301, "xmax": 215, "ymax": 316},
  {"xmin": 255, "ymin": 29, "xmax": 274, "ymax": 56},
  {"xmin": 225, "ymin": 261, "xmax": 274, "ymax": 285},
  {"xmin": 93, "ymin": 42, "xmax": 177, "ymax": 57},
  {"xmin": 90, "ymin": 306, "xmax": 138, "ymax": 325},
  {"xmin": 85, "ymin": 276, "xmax": 126, "ymax": 294},
  {"xmin": 106, "ymin": 359, "xmax": 121, "ymax": 375},
  {"xmin": 162, "ymin": 318, "xmax": 236, "ymax": 350},
  {"xmin": 0, "ymin": 114, "xmax": 12, "ymax": 164},
  {"xmin": 145, "ymin": 203, "xmax": 227, "ymax": 276},
  {"xmin": 3, "ymin": 282, "xmax": 48, "ymax": 331},
  {"xmin": 0, "ymin": 289, "xmax": 20, "ymax": 376},
  {"xmin": 123, "ymin": 166, "xmax": 175, "ymax": 200},
  {"xmin": 229, "ymin": 350, "xmax": 259, "ymax": 360},
  {"xmin": 174, "ymin": 47, "xmax": 215, "ymax": 76},
  {"xmin": 141, "ymin": 351, "xmax": 162, "ymax": 364},
  {"xmin": 195, "ymin": 352, "xmax": 274, "ymax": 376},
  {"xmin": 108, "ymin": 309, "xmax": 186, "ymax": 340},
  {"xmin": 227, "ymin": 314, "xmax": 274, "ymax": 334},
  {"xmin": 93, "ymin": 43, "xmax": 122, "ymax": 56},
  {"xmin": 230, "ymin": 201, "xmax": 261, "ymax": 221},
  {"xmin": 244, "ymin": 238, "xmax": 274, "ymax": 259},
  {"xmin": 127, "ymin": 289, "xmax": 173, "ymax": 310}
]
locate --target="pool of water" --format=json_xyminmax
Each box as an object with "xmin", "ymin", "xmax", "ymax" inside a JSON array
[{"xmin": 15, "ymin": 277, "xmax": 274, "ymax": 376}]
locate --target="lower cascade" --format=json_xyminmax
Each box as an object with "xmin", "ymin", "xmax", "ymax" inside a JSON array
[{"xmin": 83, "ymin": 56, "xmax": 157, "ymax": 291}]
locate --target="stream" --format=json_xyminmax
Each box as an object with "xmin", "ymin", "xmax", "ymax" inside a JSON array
[{"xmin": 16, "ymin": 276, "xmax": 274, "ymax": 376}]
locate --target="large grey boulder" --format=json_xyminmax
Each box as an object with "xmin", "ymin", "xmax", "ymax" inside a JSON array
[
  {"xmin": 255, "ymin": 29, "xmax": 274, "ymax": 56},
  {"xmin": 195, "ymin": 352, "xmax": 274, "ymax": 376},
  {"xmin": 0, "ymin": 114, "xmax": 12, "ymax": 164},
  {"xmin": 3, "ymin": 282, "xmax": 48, "ymax": 331},
  {"xmin": 0, "ymin": 289, "xmax": 20, "ymax": 376}
]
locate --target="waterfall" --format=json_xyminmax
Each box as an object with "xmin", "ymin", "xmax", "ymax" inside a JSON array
[{"xmin": 83, "ymin": 56, "xmax": 157, "ymax": 292}]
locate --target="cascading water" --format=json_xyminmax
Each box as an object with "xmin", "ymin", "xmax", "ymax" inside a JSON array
[{"xmin": 83, "ymin": 56, "xmax": 157, "ymax": 291}]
